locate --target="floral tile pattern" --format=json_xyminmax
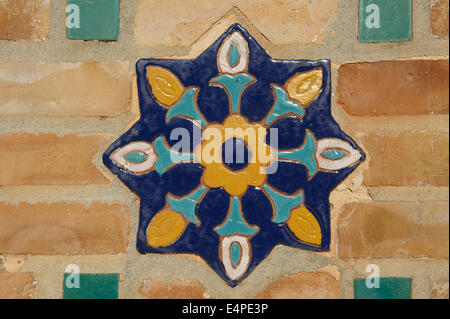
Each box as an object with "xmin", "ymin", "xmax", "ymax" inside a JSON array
[{"xmin": 103, "ymin": 24, "xmax": 365, "ymax": 287}]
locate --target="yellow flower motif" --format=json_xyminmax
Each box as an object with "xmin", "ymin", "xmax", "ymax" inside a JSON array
[{"xmin": 195, "ymin": 114, "xmax": 274, "ymax": 196}]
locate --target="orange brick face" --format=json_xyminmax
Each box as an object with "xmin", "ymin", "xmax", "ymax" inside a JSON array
[
  {"xmin": 431, "ymin": 0, "xmax": 449, "ymax": 38},
  {"xmin": 0, "ymin": 0, "xmax": 50, "ymax": 41},
  {"xmin": 139, "ymin": 278, "xmax": 207, "ymax": 299},
  {"xmin": 0, "ymin": 272, "xmax": 37, "ymax": 299},
  {"xmin": 362, "ymin": 131, "xmax": 449, "ymax": 186},
  {"xmin": 338, "ymin": 202, "xmax": 449, "ymax": 259},
  {"xmin": 337, "ymin": 60, "xmax": 449, "ymax": 116},
  {"xmin": 256, "ymin": 271, "xmax": 339, "ymax": 299},
  {"xmin": 0, "ymin": 62, "xmax": 131, "ymax": 117},
  {"xmin": 0, "ymin": 133, "xmax": 111, "ymax": 185},
  {"xmin": 0, "ymin": 202, "xmax": 130, "ymax": 255}
]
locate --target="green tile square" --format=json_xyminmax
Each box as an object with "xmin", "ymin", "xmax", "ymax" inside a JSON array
[
  {"xmin": 354, "ymin": 277, "xmax": 412, "ymax": 299},
  {"xmin": 63, "ymin": 273, "xmax": 119, "ymax": 299},
  {"xmin": 358, "ymin": 0, "xmax": 412, "ymax": 42},
  {"xmin": 66, "ymin": 0, "xmax": 120, "ymax": 41}
]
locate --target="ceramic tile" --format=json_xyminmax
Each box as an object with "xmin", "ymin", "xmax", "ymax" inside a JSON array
[
  {"xmin": 359, "ymin": 0, "xmax": 412, "ymax": 43},
  {"xmin": 63, "ymin": 273, "xmax": 119, "ymax": 299},
  {"xmin": 354, "ymin": 277, "xmax": 412, "ymax": 299},
  {"xmin": 103, "ymin": 25, "xmax": 365, "ymax": 287},
  {"xmin": 66, "ymin": 0, "xmax": 120, "ymax": 41}
]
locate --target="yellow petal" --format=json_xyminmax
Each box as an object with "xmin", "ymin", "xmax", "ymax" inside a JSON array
[
  {"xmin": 285, "ymin": 69, "xmax": 323, "ymax": 106},
  {"xmin": 246, "ymin": 163, "xmax": 267, "ymax": 187},
  {"xmin": 146, "ymin": 66, "xmax": 184, "ymax": 107},
  {"xmin": 147, "ymin": 208, "xmax": 187, "ymax": 247},
  {"xmin": 287, "ymin": 206, "xmax": 322, "ymax": 245},
  {"xmin": 203, "ymin": 164, "xmax": 228, "ymax": 188},
  {"xmin": 223, "ymin": 114, "xmax": 249, "ymax": 129}
]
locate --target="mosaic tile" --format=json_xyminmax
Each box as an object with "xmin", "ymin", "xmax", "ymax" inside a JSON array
[
  {"xmin": 354, "ymin": 277, "xmax": 412, "ymax": 299},
  {"xmin": 358, "ymin": 0, "xmax": 412, "ymax": 43},
  {"xmin": 66, "ymin": 0, "xmax": 120, "ymax": 41},
  {"xmin": 63, "ymin": 273, "xmax": 119, "ymax": 299},
  {"xmin": 103, "ymin": 25, "xmax": 365, "ymax": 287}
]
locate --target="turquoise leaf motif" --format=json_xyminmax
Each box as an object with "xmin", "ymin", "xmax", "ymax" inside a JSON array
[
  {"xmin": 263, "ymin": 185, "xmax": 304, "ymax": 223},
  {"xmin": 166, "ymin": 88, "xmax": 206, "ymax": 126},
  {"xmin": 278, "ymin": 131, "xmax": 317, "ymax": 177},
  {"xmin": 154, "ymin": 136, "xmax": 194, "ymax": 175},
  {"xmin": 215, "ymin": 197, "xmax": 258, "ymax": 236},
  {"xmin": 167, "ymin": 186, "xmax": 207, "ymax": 224},
  {"xmin": 265, "ymin": 85, "xmax": 304, "ymax": 124},
  {"xmin": 228, "ymin": 43, "xmax": 240, "ymax": 67},
  {"xmin": 212, "ymin": 74, "xmax": 254, "ymax": 113},
  {"xmin": 124, "ymin": 152, "xmax": 147, "ymax": 163},
  {"xmin": 230, "ymin": 242, "xmax": 241, "ymax": 267},
  {"xmin": 322, "ymin": 149, "xmax": 348, "ymax": 160}
]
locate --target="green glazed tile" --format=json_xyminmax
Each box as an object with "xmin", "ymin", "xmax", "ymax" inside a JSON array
[
  {"xmin": 66, "ymin": 0, "xmax": 120, "ymax": 41},
  {"xmin": 354, "ymin": 277, "xmax": 412, "ymax": 299},
  {"xmin": 358, "ymin": 0, "xmax": 412, "ymax": 43},
  {"xmin": 63, "ymin": 273, "xmax": 119, "ymax": 299}
]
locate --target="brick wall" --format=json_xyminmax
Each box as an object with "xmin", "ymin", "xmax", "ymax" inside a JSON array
[{"xmin": 0, "ymin": 0, "xmax": 448, "ymax": 299}]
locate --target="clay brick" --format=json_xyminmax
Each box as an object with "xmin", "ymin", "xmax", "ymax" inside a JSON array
[
  {"xmin": 1, "ymin": 256, "xmax": 26, "ymax": 272},
  {"xmin": 338, "ymin": 202, "xmax": 449, "ymax": 259},
  {"xmin": 0, "ymin": 0, "xmax": 49, "ymax": 41},
  {"xmin": 139, "ymin": 278, "xmax": 207, "ymax": 299},
  {"xmin": 362, "ymin": 131, "xmax": 449, "ymax": 186},
  {"xmin": 0, "ymin": 202, "xmax": 130, "ymax": 255},
  {"xmin": 337, "ymin": 60, "xmax": 449, "ymax": 115},
  {"xmin": 0, "ymin": 272, "xmax": 37, "ymax": 299},
  {"xmin": 135, "ymin": 0, "xmax": 338, "ymax": 46},
  {"xmin": 431, "ymin": 0, "xmax": 449, "ymax": 38},
  {"xmin": 0, "ymin": 133, "xmax": 111, "ymax": 185},
  {"xmin": 432, "ymin": 281, "xmax": 449, "ymax": 299},
  {"xmin": 256, "ymin": 271, "xmax": 339, "ymax": 299},
  {"xmin": 0, "ymin": 62, "xmax": 131, "ymax": 117}
]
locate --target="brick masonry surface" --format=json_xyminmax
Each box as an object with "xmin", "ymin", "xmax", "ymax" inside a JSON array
[{"xmin": 0, "ymin": 0, "xmax": 448, "ymax": 299}]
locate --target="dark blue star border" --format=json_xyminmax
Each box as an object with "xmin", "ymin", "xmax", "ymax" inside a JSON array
[{"xmin": 103, "ymin": 24, "xmax": 365, "ymax": 287}]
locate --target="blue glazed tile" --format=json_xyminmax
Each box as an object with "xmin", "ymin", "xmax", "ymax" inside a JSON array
[
  {"xmin": 103, "ymin": 25, "xmax": 365, "ymax": 287},
  {"xmin": 354, "ymin": 277, "xmax": 412, "ymax": 299}
]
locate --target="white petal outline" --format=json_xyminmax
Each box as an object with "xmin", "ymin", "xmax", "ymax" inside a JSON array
[
  {"xmin": 218, "ymin": 32, "xmax": 249, "ymax": 74},
  {"xmin": 315, "ymin": 138, "xmax": 361, "ymax": 171},
  {"xmin": 110, "ymin": 141, "xmax": 157, "ymax": 175},
  {"xmin": 220, "ymin": 235, "xmax": 251, "ymax": 281}
]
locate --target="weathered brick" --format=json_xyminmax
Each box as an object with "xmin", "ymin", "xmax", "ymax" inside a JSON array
[
  {"xmin": 1, "ymin": 256, "xmax": 25, "ymax": 272},
  {"xmin": 256, "ymin": 271, "xmax": 339, "ymax": 299},
  {"xmin": 362, "ymin": 131, "xmax": 449, "ymax": 186},
  {"xmin": 138, "ymin": 278, "xmax": 207, "ymax": 299},
  {"xmin": 135, "ymin": 0, "xmax": 338, "ymax": 46},
  {"xmin": 0, "ymin": 0, "xmax": 49, "ymax": 41},
  {"xmin": 0, "ymin": 272, "xmax": 37, "ymax": 299},
  {"xmin": 432, "ymin": 281, "xmax": 449, "ymax": 299},
  {"xmin": 337, "ymin": 60, "xmax": 449, "ymax": 115},
  {"xmin": 0, "ymin": 202, "xmax": 130, "ymax": 255},
  {"xmin": 431, "ymin": 0, "xmax": 449, "ymax": 38},
  {"xmin": 0, "ymin": 62, "xmax": 131, "ymax": 117},
  {"xmin": 0, "ymin": 133, "xmax": 111, "ymax": 185},
  {"xmin": 338, "ymin": 202, "xmax": 449, "ymax": 259}
]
